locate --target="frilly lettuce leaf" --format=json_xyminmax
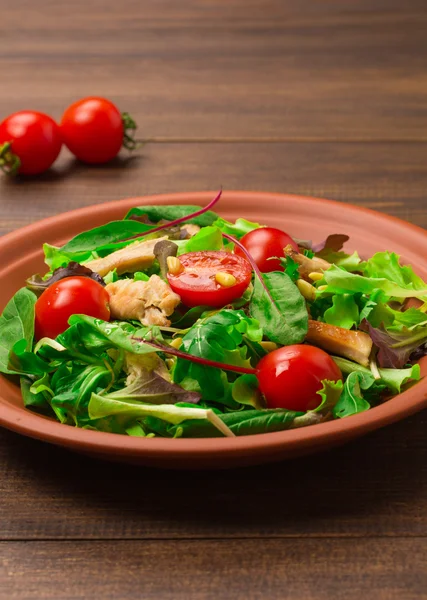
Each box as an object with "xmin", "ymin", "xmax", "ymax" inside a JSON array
[{"xmin": 323, "ymin": 294, "xmax": 359, "ymax": 329}]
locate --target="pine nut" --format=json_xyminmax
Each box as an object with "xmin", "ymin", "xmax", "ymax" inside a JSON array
[
  {"xmin": 260, "ymin": 341, "xmax": 278, "ymax": 353},
  {"xmin": 167, "ymin": 256, "xmax": 183, "ymax": 275},
  {"xmin": 169, "ymin": 337, "xmax": 182, "ymax": 349},
  {"xmin": 308, "ymin": 272, "xmax": 324, "ymax": 281},
  {"xmin": 215, "ymin": 272, "xmax": 237, "ymax": 287},
  {"xmin": 297, "ymin": 279, "xmax": 316, "ymax": 302}
]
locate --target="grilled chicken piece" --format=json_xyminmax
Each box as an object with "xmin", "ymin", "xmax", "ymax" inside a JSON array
[
  {"xmin": 105, "ymin": 275, "xmax": 180, "ymax": 327},
  {"xmin": 284, "ymin": 245, "xmax": 331, "ymax": 281},
  {"xmin": 86, "ymin": 236, "xmax": 168, "ymax": 277},
  {"xmin": 306, "ymin": 320, "xmax": 373, "ymax": 367}
]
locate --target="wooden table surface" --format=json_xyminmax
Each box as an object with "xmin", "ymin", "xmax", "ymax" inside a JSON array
[{"xmin": 1, "ymin": 1, "xmax": 427, "ymax": 598}]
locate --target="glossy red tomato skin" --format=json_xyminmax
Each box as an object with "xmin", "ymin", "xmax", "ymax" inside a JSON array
[
  {"xmin": 235, "ymin": 227, "xmax": 299, "ymax": 273},
  {"xmin": 35, "ymin": 277, "xmax": 110, "ymax": 339},
  {"xmin": 167, "ymin": 251, "xmax": 252, "ymax": 308},
  {"xmin": 0, "ymin": 111, "xmax": 62, "ymax": 175},
  {"xmin": 60, "ymin": 97, "xmax": 123, "ymax": 164},
  {"xmin": 256, "ymin": 344, "xmax": 342, "ymax": 412}
]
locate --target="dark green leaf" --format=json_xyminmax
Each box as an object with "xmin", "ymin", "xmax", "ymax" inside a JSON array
[
  {"xmin": 249, "ymin": 271, "xmax": 308, "ymax": 345},
  {"xmin": 125, "ymin": 205, "xmax": 219, "ymax": 227},
  {"xmin": 0, "ymin": 288, "xmax": 37, "ymax": 375}
]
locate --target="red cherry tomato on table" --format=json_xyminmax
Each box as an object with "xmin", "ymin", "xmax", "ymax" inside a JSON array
[
  {"xmin": 60, "ymin": 97, "xmax": 136, "ymax": 164},
  {"xmin": 235, "ymin": 227, "xmax": 299, "ymax": 273},
  {"xmin": 256, "ymin": 345, "xmax": 342, "ymax": 412},
  {"xmin": 0, "ymin": 111, "xmax": 62, "ymax": 176},
  {"xmin": 167, "ymin": 251, "xmax": 252, "ymax": 308},
  {"xmin": 35, "ymin": 277, "xmax": 110, "ymax": 340}
]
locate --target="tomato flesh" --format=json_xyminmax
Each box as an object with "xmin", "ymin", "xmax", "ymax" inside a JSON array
[
  {"xmin": 35, "ymin": 277, "xmax": 110, "ymax": 339},
  {"xmin": 167, "ymin": 251, "xmax": 252, "ymax": 308},
  {"xmin": 235, "ymin": 227, "xmax": 299, "ymax": 273},
  {"xmin": 60, "ymin": 97, "xmax": 123, "ymax": 164},
  {"xmin": 0, "ymin": 111, "xmax": 62, "ymax": 175},
  {"xmin": 256, "ymin": 344, "xmax": 342, "ymax": 411}
]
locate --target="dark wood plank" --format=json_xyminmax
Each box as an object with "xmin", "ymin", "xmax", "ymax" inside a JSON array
[
  {"xmin": 1, "ymin": 142, "xmax": 427, "ymax": 234},
  {"xmin": 1, "ymin": 409, "xmax": 427, "ymax": 540},
  {"xmin": 1, "ymin": 538, "xmax": 426, "ymax": 600},
  {"xmin": 1, "ymin": 2, "xmax": 427, "ymax": 140}
]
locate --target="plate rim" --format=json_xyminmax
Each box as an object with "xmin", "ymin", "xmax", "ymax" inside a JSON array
[{"xmin": 1, "ymin": 190, "xmax": 427, "ymax": 462}]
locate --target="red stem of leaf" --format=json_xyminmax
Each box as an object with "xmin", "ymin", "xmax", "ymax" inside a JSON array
[
  {"xmin": 132, "ymin": 338, "xmax": 257, "ymax": 375},
  {"xmin": 222, "ymin": 232, "xmax": 276, "ymax": 305},
  {"xmin": 122, "ymin": 189, "xmax": 223, "ymax": 242}
]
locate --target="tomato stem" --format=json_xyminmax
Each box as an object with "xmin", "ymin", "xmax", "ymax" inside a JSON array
[
  {"xmin": 0, "ymin": 142, "xmax": 21, "ymax": 176},
  {"xmin": 132, "ymin": 337, "xmax": 258, "ymax": 375},
  {"xmin": 121, "ymin": 112, "xmax": 144, "ymax": 151}
]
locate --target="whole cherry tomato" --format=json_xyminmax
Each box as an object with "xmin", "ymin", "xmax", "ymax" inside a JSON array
[
  {"xmin": 167, "ymin": 251, "xmax": 252, "ymax": 308},
  {"xmin": 235, "ymin": 227, "xmax": 299, "ymax": 273},
  {"xmin": 35, "ymin": 277, "xmax": 110, "ymax": 339},
  {"xmin": 0, "ymin": 111, "xmax": 62, "ymax": 176},
  {"xmin": 60, "ymin": 97, "xmax": 137, "ymax": 164},
  {"xmin": 256, "ymin": 344, "xmax": 342, "ymax": 411}
]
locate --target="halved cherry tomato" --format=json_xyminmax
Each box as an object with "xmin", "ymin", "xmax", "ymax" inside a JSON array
[
  {"xmin": 235, "ymin": 227, "xmax": 299, "ymax": 273},
  {"xmin": 0, "ymin": 111, "xmax": 62, "ymax": 176},
  {"xmin": 167, "ymin": 251, "xmax": 252, "ymax": 308},
  {"xmin": 256, "ymin": 344, "xmax": 342, "ymax": 411},
  {"xmin": 35, "ymin": 277, "xmax": 110, "ymax": 339},
  {"xmin": 60, "ymin": 97, "xmax": 135, "ymax": 164}
]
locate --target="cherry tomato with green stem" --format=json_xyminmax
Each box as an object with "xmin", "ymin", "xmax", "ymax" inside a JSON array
[
  {"xmin": 35, "ymin": 277, "xmax": 110, "ymax": 340},
  {"xmin": 0, "ymin": 111, "xmax": 62, "ymax": 176},
  {"xmin": 60, "ymin": 97, "xmax": 138, "ymax": 164}
]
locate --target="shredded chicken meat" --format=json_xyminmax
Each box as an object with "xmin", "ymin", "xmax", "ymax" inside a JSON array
[
  {"xmin": 86, "ymin": 236, "xmax": 168, "ymax": 277},
  {"xmin": 105, "ymin": 275, "xmax": 180, "ymax": 327},
  {"xmin": 284, "ymin": 245, "xmax": 331, "ymax": 280},
  {"xmin": 306, "ymin": 320, "xmax": 373, "ymax": 367}
]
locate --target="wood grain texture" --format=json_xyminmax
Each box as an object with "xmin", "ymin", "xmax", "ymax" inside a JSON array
[
  {"xmin": 1, "ymin": 1, "xmax": 427, "ymax": 140},
  {"xmin": 1, "ymin": 539, "xmax": 426, "ymax": 600},
  {"xmin": 2, "ymin": 1, "xmax": 427, "ymax": 598},
  {"xmin": 1, "ymin": 142, "xmax": 427, "ymax": 234},
  {"xmin": 1, "ymin": 410, "xmax": 427, "ymax": 541}
]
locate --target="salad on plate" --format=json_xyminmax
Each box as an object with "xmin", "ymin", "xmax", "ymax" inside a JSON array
[{"xmin": 0, "ymin": 191, "xmax": 425, "ymax": 439}]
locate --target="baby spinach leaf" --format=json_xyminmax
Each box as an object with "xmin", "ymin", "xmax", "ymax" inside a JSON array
[
  {"xmin": 125, "ymin": 205, "xmax": 219, "ymax": 227},
  {"xmin": 0, "ymin": 287, "xmax": 37, "ymax": 375},
  {"xmin": 61, "ymin": 221, "xmax": 155, "ymax": 254},
  {"xmin": 249, "ymin": 271, "xmax": 308, "ymax": 345}
]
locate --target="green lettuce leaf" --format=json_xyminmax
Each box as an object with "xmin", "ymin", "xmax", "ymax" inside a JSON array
[
  {"xmin": 250, "ymin": 271, "xmax": 308, "ymax": 345},
  {"xmin": 363, "ymin": 252, "xmax": 427, "ymax": 290},
  {"xmin": 212, "ymin": 217, "xmax": 261, "ymax": 239},
  {"xmin": 333, "ymin": 371, "xmax": 373, "ymax": 418},
  {"xmin": 324, "ymin": 294, "xmax": 359, "ymax": 329},
  {"xmin": 177, "ymin": 225, "xmax": 223, "ymax": 254}
]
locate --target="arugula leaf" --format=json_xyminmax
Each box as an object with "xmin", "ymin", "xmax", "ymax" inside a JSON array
[
  {"xmin": 60, "ymin": 220, "xmax": 155, "ymax": 255},
  {"xmin": 250, "ymin": 272, "xmax": 308, "ymax": 345},
  {"xmin": 324, "ymin": 294, "xmax": 359, "ymax": 329},
  {"xmin": 125, "ymin": 205, "xmax": 219, "ymax": 227},
  {"xmin": 0, "ymin": 288, "xmax": 37, "ymax": 375},
  {"xmin": 212, "ymin": 217, "xmax": 261, "ymax": 239},
  {"xmin": 333, "ymin": 371, "xmax": 373, "ymax": 418}
]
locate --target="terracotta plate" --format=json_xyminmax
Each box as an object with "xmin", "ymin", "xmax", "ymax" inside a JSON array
[{"xmin": 1, "ymin": 191, "xmax": 427, "ymax": 469}]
